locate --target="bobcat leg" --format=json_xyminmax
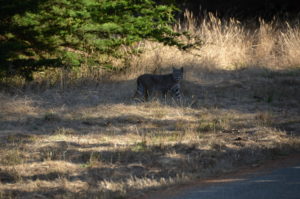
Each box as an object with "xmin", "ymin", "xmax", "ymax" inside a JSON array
[
  {"xmin": 144, "ymin": 89, "xmax": 149, "ymax": 101},
  {"xmin": 161, "ymin": 90, "xmax": 168, "ymax": 102},
  {"xmin": 171, "ymin": 84, "xmax": 182, "ymax": 101},
  {"xmin": 134, "ymin": 81, "xmax": 145, "ymax": 101}
]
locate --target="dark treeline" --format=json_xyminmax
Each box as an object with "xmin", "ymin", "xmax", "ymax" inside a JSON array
[{"xmin": 173, "ymin": 0, "xmax": 300, "ymax": 20}]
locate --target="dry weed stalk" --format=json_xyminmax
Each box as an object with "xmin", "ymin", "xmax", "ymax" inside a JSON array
[{"xmin": 0, "ymin": 12, "xmax": 299, "ymax": 199}]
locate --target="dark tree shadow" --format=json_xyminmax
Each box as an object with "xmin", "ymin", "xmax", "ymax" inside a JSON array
[
  {"xmin": 0, "ymin": 66, "xmax": 299, "ymax": 198},
  {"xmin": 1, "ymin": 140, "xmax": 297, "ymax": 199}
]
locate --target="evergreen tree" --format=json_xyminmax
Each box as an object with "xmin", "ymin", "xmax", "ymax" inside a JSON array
[{"xmin": 0, "ymin": 0, "xmax": 184, "ymax": 80}]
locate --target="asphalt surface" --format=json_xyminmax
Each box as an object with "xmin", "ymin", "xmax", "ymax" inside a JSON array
[{"xmin": 171, "ymin": 164, "xmax": 300, "ymax": 199}]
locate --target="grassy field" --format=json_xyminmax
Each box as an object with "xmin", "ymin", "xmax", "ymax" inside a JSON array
[{"xmin": 0, "ymin": 13, "xmax": 300, "ymax": 199}]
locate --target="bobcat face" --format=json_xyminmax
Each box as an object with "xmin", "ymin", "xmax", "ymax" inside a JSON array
[{"xmin": 172, "ymin": 67, "xmax": 184, "ymax": 82}]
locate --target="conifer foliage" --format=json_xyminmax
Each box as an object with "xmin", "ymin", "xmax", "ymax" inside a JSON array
[{"xmin": 0, "ymin": 0, "xmax": 181, "ymax": 80}]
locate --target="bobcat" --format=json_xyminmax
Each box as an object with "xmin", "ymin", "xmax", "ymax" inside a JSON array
[{"xmin": 134, "ymin": 67, "xmax": 184, "ymax": 101}]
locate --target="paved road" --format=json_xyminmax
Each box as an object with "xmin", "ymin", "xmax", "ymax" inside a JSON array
[{"xmin": 171, "ymin": 164, "xmax": 300, "ymax": 199}]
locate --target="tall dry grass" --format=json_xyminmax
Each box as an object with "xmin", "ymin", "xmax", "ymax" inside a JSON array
[
  {"xmin": 1, "ymin": 12, "xmax": 300, "ymax": 199},
  {"xmin": 140, "ymin": 11, "xmax": 300, "ymax": 72},
  {"xmin": 1, "ymin": 11, "xmax": 300, "ymax": 88}
]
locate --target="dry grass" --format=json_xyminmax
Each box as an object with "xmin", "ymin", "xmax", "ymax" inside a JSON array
[{"xmin": 1, "ymin": 12, "xmax": 300, "ymax": 199}]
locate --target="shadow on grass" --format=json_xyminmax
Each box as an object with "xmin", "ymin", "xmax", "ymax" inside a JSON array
[
  {"xmin": 2, "ymin": 65, "xmax": 299, "ymax": 109},
  {"xmin": 0, "ymin": 66, "xmax": 300, "ymax": 198},
  {"xmin": 1, "ymin": 140, "xmax": 298, "ymax": 199},
  {"xmin": 0, "ymin": 66, "xmax": 299, "ymax": 143},
  {"xmin": 1, "ymin": 66, "xmax": 299, "ymax": 112},
  {"xmin": 0, "ymin": 113, "xmax": 199, "ymax": 137}
]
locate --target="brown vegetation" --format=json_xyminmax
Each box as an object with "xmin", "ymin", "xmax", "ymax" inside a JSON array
[{"xmin": 0, "ymin": 13, "xmax": 300, "ymax": 199}]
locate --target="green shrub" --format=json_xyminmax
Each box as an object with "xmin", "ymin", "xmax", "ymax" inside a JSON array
[{"xmin": 0, "ymin": 0, "xmax": 185, "ymax": 79}]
